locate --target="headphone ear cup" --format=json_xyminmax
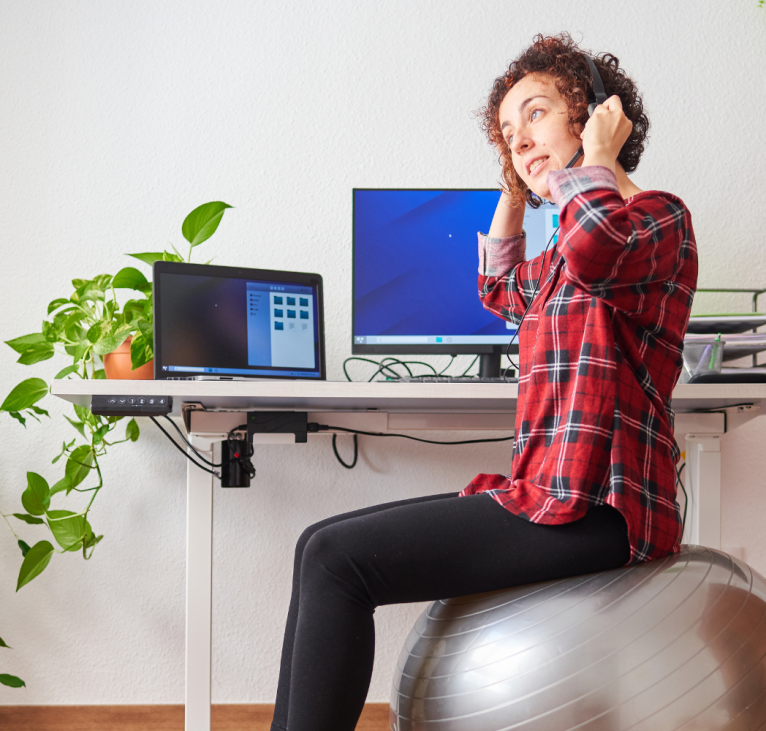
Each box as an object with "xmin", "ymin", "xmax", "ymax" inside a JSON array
[{"xmin": 587, "ymin": 102, "xmax": 598, "ymax": 117}]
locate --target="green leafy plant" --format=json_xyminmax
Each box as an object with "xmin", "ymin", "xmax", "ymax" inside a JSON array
[{"xmin": 0, "ymin": 201, "xmax": 232, "ymax": 688}]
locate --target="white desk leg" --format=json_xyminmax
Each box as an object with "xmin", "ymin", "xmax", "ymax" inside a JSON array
[
  {"xmin": 185, "ymin": 438, "xmax": 215, "ymax": 731},
  {"xmin": 683, "ymin": 435, "xmax": 721, "ymax": 549}
]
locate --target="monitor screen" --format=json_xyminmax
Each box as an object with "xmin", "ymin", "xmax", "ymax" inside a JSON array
[
  {"xmin": 153, "ymin": 262, "xmax": 325, "ymax": 380},
  {"xmin": 352, "ymin": 189, "xmax": 560, "ymax": 356}
]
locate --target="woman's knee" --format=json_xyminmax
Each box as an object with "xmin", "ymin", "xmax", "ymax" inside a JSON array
[
  {"xmin": 301, "ymin": 525, "xmax": 346, "ymax": 573},
  {"xmin": 300, "ymin": 525, "xmax": 371, "ymax": 600},
  {"xmin": 294, "ymin": 520, "xmax": 329, "ymax": 571}
]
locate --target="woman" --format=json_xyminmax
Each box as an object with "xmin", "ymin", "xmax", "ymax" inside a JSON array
[{"xmin": 270, "ymin": 33, "xmax": 697, "ymax": 731}]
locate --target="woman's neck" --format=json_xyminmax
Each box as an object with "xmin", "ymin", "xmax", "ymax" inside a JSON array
[{"xmin": 615, "ymin": 162, "xmax": 643, "ymax": 200}]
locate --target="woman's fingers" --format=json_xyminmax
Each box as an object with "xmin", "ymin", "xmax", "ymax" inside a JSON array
[{"xmin": 581, "ymin": 95, "xmax": 632, "ymax": 160}]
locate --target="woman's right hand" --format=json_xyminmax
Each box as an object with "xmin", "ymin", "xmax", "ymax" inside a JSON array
[{"xmin": 495, "ymin": 141, "xmax": 527, "ymax": 209}]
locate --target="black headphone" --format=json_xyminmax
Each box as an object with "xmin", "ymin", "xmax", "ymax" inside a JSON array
[
  {"xmin": 503, "ymin": 54, "xmax": 608, "ymax": 380},
  {"xmin": 563, "ymin": 55, "xmax": 609, "ymax": 169}
]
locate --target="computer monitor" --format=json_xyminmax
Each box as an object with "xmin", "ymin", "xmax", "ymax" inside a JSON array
[{"xmin": 352, "ymin": 188, "xmax": 560, "ymax": 377}]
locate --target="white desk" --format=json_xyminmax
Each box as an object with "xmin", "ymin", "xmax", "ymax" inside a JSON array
[{"xmin": 51, "ymin": 379, "xmax": 766, "ymax": 731}]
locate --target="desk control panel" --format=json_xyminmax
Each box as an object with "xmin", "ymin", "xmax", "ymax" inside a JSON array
[{"xmin": 90, "ymin": 395, "xmax": 173, "ymax": 417}]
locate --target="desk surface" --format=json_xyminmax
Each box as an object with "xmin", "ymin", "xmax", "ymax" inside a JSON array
[{"xmin": 51, "ymin": 379, "xmax": 766, "ymax": 415}]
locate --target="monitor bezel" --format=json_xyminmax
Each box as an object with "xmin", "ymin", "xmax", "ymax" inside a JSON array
[
  {"xmin": 153, "ymin": 261, "xmax": 326, "ymax": 381},
  {"xmin": 351, "ymin": 187, "xmax": 519, "ymax": 357}
]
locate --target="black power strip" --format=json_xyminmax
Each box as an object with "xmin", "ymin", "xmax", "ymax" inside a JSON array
[{"xmin": 91, "ymin": 395, "xmax": 173, "ymax": 417}]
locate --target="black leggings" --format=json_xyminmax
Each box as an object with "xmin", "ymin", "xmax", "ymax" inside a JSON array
[{"xmin": 270, "ymin": 491, "xmax": 631, "ymax": 731}]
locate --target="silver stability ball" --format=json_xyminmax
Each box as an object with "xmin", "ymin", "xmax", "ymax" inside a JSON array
[{"xmin": 390, "ymin": 545, "xmax": 766, "ymax": 730}]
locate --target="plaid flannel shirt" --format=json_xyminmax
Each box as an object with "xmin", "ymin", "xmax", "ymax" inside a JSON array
[{"xmin": 460, "ymin": 166, "xmax": 698, "ymax": 565}]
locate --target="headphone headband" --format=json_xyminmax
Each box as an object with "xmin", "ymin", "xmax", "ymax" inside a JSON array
[{"xmin": 584, "ymin": 55, "xmax": 608, "ymax": 111}]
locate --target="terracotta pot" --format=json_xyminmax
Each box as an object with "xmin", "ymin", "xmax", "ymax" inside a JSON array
[{"xmin": 102, "ymin": 337, "xmax": 154, "ymax": 380}]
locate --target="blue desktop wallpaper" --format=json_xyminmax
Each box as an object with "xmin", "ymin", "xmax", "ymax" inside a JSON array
[{"xmin": 353, "ymin": 190, "xmax": 558, "ymax": 338}]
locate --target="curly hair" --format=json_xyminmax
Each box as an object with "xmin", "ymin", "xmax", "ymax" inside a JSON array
[{"xmin": 479, "ymin": 32, "xmax": 649, "ymax": 208}]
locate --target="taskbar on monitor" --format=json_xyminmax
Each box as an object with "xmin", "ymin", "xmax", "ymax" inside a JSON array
[
  {"xmin": 162, "ymin": 365, "xmax": 321, "ymax": 378},
  {"xmin": 354, "ymin": 335, "xmax": 516, "ymax": 345}
]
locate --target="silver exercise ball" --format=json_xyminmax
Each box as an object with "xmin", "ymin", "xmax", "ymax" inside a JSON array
[{"xmin": 390, "ymin": 545, "xmax": 766, "ymax": 730}]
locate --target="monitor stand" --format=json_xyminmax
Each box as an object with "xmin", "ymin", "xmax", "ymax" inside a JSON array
[{"xmin": 479, "ymin": 353, "xmax": 501, "ymax": 379}]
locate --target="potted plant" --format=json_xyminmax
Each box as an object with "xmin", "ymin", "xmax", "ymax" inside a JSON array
[{"xmin": 0, "ymin": 201, "xmax": 232, "ymax": 688}]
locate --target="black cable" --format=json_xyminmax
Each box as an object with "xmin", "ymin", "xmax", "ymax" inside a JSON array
[
  {"xmin": 503, "ymin": 224, "xmax": 560, "ymax": 379},
  {"xmin": 342, "ymin": 355, "xmax": 482, "ymax": 382},
  {"xmin": 677, "ymin": 461, "xmax": 688, "ymax": 536},
  {"xmin": 311, "ymin": 423, "xmax": 514, "ymax": 447},
  {"xmin": 162, "ymin": 415, "xmax": 222, "ymax": 467},
  {"xmin": 149, "ymin": 416, "xmax": 221, "ymax": 478},
  {"xmin": 332, "ymin": 434, "xmax": 358, "ymax": 468}
]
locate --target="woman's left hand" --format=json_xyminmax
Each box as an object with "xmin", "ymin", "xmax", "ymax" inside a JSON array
[{"xmin": 580, "ymin": 95, "xmax": 633, "ymax": 171}]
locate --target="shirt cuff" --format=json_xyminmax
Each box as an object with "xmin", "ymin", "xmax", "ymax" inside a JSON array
[
  {"xmin": 478, "ymin": 230, "xmax": 526, "ymax": 276},
  {"xmin": 546, "ymin": 166, "xmax": 620, "ymax": 210}
]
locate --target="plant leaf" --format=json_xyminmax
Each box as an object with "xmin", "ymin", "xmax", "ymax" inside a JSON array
[
  {"xmin": 87, "ymin": 320, "xmax": 114, "ymax": 344},
  {"xmin": 130, "ymin": 333, "xmax": 153, "ymax": 370},
  {"xmin": 63, "ymin": 309, "xmax": 87, "ymax": 331},
  {"xmin": 65, "ymin": 445, "xmax": 95, "ymax": 488},
  {"xmin": 16, "ymin": 540, "xmax": 55, "ymax": 591},
  {"xmin": 128, "ymin": 252, "xmax": 165, "ymax": 266},
  {"xmin": 112, "ymin": 266, "xmax": 149, "ymax": 290},
  {"xmin": 84, "ymin": 532, "xmax": 104, "ymax": 551},
  {"xmin": 164, "ymin": 250, "xmax": 184, "ymax": 262},
  {"xmin": 18, "ymin": 539, "xmax": 31, "ymax": 557},
  {"xmin": 74, "ymin": 404, "xmax": 98, "ymax": 428},
  {"xmin": 50, "ymin": 475, "xmax": 73, "ymax": 496},
  {"xmin": 18, "ymin": 342, "xmax": 55, "ymax": 365},
  {"xmin": 47, "ymin": 297, "xmax": 71, "ymax": 315},
  {"xmin": 75, "ymin": 280, "xmax": 105, "ymax": 304},
  {"xmin": 54, "ymin": 365, "xmax": 80, "ymax": 379},
  {"xmin": 1, "ymin": 379, "xmax": 48, "ymax": 412},
  {"xmin": 93, "ymin": 274, "xmax": 113, "ymax": 289},
  {"xmin": 182, "ymin": 201, "xmax": 232, "ymax": 248},
  {"xmin": 0, "ymin": 674, "xmax": 26, "ymax": 688},
  {"xmin": 12, "ymin": 513, "xmax": 45, "ymax": 525},
  {"xmin": 0, "ymin": 637, "xmax": 10, "ymax": 649},
  {"xmin": 5, "ymin": 333, "xmax": 47, "ymax": 354},
  {"xmin": 93, "ymin": 325, "xmax": 132, "ymax": 356},
  {"xmin": 8, "ymin": 411, "xmax": 26, "ymax": 427},
  {"xmin": 21, "ymin": 472, "xmax": 50, "ymax": 516},
  {"xmin": 137, "ymin": 320, "xmax": 153, "ymax": 339},
  {"xmin": 5, "ymin": 335, "xmax": 55, "ymax": 365},
  {"xmin": 47, "ymin": 510, "xmax": 86, "ymax": 551},
  {"xmin": 126, "ymin": 417, "xmax": 140, "ymax": 442},
  {"xmin": 68, "ymin": 339, "xmax": 91, "ymax": 361},
  {"xmin": 41, "ymin": 320, "xmax": 59, "ymax": 342},
  {"xmin": 93, "ymin": 423, "xmax": 110, "ymax": 444},
  {"xmin": 63, "ymin": 415, "xmax": 86, "ymax": 438}
]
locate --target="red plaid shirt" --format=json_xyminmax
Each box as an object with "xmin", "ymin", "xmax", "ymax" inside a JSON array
[{"xmin": 460, "ymin": 166, "xmax": 698, "ymax": 565}]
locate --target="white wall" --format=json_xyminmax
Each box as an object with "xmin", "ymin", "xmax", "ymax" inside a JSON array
[{"xmin": 1, "ymin": 0, "xmax": 765, "ymax": 705}]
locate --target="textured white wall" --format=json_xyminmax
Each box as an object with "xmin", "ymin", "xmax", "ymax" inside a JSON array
[{"xmin": 1, "ymin": 0, "xmax": 765, "ymax": 706}]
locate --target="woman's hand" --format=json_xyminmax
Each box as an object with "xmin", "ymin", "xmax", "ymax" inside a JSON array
[
  {"xmin": 580, "ymin": 95, "xmax": 633, "ymax": 173},
  {"xmin": 495, "ymin": 140, "xmax": 527, "ymax": 208}
]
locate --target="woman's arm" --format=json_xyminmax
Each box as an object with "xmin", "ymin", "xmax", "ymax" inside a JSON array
[
  {"xmin": 488, "ymin": 191, "xmax": 525, "ymax": 238},
  {"xmin": 477, "ymin": 193, "xmax": 535, "ymax": 324},
  {"xmin": 547, "ymin": 166, "xmax": 697, "ymax": 316}
]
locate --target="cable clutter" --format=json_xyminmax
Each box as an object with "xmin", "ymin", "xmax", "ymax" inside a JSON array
[{"xmin": 147, "ymin": 356, "xmax": 516, "ymax": 483}]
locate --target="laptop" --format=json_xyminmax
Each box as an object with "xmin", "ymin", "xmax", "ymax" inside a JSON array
[{"xmin": 152, "ymin": 261, "xmax": 325, "ymax": 381}]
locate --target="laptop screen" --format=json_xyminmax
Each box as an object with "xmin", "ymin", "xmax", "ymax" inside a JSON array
[{"xmin": 153, "ymin": 262, "xmax": 325, "ymax": 380}]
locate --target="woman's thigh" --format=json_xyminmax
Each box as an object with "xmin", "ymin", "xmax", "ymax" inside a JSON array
[
  {"xmin": 301, "ymin": 495, "xmax": 631, "ymax": 608},
  {"xmin": 292, "ymin": 491, "xmax": 458, "ymax": 565}
]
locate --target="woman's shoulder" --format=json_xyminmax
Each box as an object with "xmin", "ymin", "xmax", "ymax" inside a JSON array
[{"xmin": 623, "ymin": 189, "xmax": 691, "ymax": 214}]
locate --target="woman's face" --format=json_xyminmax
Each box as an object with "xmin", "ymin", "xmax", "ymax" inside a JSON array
[{"xmin": 498, "ymin": 73, "xmax": 582, "ymax": 201}]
